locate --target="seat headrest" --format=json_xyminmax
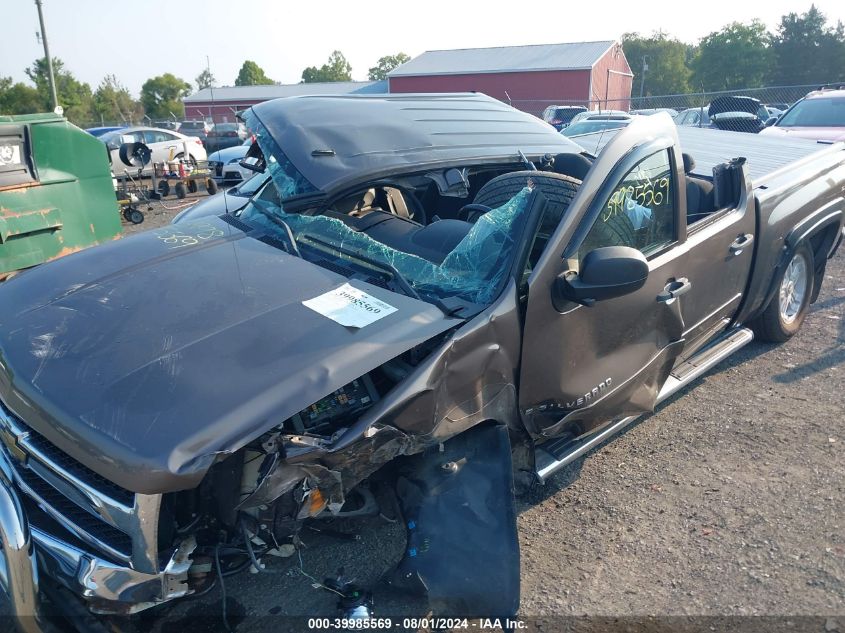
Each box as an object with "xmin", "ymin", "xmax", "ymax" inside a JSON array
[
  {"xmin": 682, "ymin": 153, "xmax": 696, "ymax": 173},
  {"xmin": 552, "ymin": 152, "xmax": 592, "ymax": 181}
]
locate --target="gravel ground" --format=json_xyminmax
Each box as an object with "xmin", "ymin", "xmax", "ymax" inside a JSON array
[{"xmin": 7, "ymin": 197, "xmax": 845, "ymax": 632}]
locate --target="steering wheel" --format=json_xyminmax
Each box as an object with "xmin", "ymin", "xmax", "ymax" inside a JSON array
[
  {"xmin": 458, "ymin": 203, "xmax": 492, "ymax": 223},
  {"xmin": 386, "ymin": 185, "xmax": 427, "ymax": 225}
]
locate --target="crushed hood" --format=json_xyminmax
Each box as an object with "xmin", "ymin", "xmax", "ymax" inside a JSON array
[
  {"xmin": 0, "ymin": 217, "xmax": 457, "ymax": 493},
  {"xmin": 708, "ymin": 96, "xmax": 762, "ymax": 117}
]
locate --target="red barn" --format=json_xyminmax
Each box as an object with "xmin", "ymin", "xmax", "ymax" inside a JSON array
[{"xmin": 388, "ymin": 41, "xmax": 633, "ymax": 116}]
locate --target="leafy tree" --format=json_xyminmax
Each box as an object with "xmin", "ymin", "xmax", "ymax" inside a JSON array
[
  {"xmin": 622, "ymin": 32, "xmax": 692, "ymax": 97},
  {"xmin": 368, "ymin": 53, "xmax": 411, "ymax": 80},
  {"xmin": 93, "ymin": 74, "xmax": 140, "ymax": 124},
  {"xmin": 771, "ymin": 5, "xmax": 845, "ymax": 85},
  {"xmin": 301, "ymin": 51, "xmax": 353, "ymax": 83},
  {"xmin": 234, "ymin": 61, "xmax": 273, "ymax": 86},
  {"xmin": 0, "ymin": 77, "xmax": 43, "ymax": 115},
  {"xmin": 25, "ymin": 57, "xmax": 94, "ymax": 122},
  {"xmin": 195, "ymin": 68, "xmax": 217, "ymax": 90},
  {"xmin": 691, "ymin": 21, "xmax": 773, "ymax": 91},
  {"xmin": 140, "ymin": 73, "xmax": 191, "ymax": 120}
]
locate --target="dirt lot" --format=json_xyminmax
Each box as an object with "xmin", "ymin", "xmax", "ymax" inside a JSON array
[
  {"xmin": 113, "ymin": 197, "xmax": 844, "ymax": 632},
  {"xmin": 1, "ymin": 195, "xmax": 841, "ymax": 632}
]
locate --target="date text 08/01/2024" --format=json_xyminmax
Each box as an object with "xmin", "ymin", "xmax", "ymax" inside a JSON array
[{"xmin": 306, "ymin": 618, "xmax": 528, "ymax": 630}]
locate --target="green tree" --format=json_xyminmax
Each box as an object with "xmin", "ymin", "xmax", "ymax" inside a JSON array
[
  {"xmin": 368, "ymin": 53, "xmax": 411, "ymax": 80},
  {"xmin": 92, "ymin": 74, "xmax": 141, "ymax": 124},
  {"xmin": 140, "ymin": 73, "xmax": 191, "ymax": 120},
  {"xmin": 195, "ymin": 68, "xmax": 217, "ymax": 90},
  {"xmin": 234, "ymin": 61, "xmax": 273, "ymax": 86},
  {"xmin": 691, "ymin": 21, "xmax": 773, "ymax": 91},
  {"xmin": 0, "ymin": 77, "xmax": 43, "ymax": 115},
  {"xmin": 771, "ymin": 5, "xmax": 845, "ymax": 85},
  {"xmin": 301, "ymin": 51, "xmax": 353, "ymax": 83},
  {"xmin": 25, "ymin": 57, "xmax": 94, "ymax": 122},
  {"xmin": 622, "ymin": 32, "xmax": 692, "ymax": 97}
]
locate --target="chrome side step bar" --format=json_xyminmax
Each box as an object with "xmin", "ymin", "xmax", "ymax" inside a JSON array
[{"xmin": 534, "ymin": 327, "xmax": 754, "ymax": 483}]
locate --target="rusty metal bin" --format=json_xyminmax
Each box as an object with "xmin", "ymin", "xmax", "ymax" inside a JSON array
[{"xmin": 0, "ymin": 113, "xmax": 122, "ymax": 279}]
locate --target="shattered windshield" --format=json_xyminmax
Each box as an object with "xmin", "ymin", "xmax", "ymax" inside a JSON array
[
  {"xmin": 241, "ymin": 109, "xmax": 317, "ymax": 199},
  {"xmin": 239, "ymin": 108, "xmax": 533, "ymax": 305}
]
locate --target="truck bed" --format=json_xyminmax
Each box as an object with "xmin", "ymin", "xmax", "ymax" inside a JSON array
[{"xmin": 573, "ymin": 126, "xmax": 828, "ymax": 184}]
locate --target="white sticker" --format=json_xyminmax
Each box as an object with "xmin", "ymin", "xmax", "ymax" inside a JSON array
[{"xmin": 302, "ymin": 283, "xmax": 398, "ymax": 328}]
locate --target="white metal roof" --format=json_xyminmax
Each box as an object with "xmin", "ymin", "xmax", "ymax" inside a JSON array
[
  {"xmin": 184, "ymin": 81, "xmax": 388, "ymax": 103},
  {"xmin": 388, "ymin": 41, "xmax": 616, "ymax": 78}
]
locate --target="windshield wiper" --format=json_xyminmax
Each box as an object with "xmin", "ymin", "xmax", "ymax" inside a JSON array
[
  {"xmin": 253, "ymin": 206, "xmax": 302, "ymax": 258},
  {"xmin": 300, "ymin": 234, "xmax": 421, "ymax": 300}
]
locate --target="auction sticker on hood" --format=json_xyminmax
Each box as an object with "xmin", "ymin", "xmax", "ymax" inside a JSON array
[{"xmin": 302, "ymin": 283, "xmax": 398, "ymax": 328}]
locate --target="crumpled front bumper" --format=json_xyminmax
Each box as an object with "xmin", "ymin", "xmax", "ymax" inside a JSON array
[{"xmin": 0, "ymin": 462, "xmax": 194, "ymax": 633}]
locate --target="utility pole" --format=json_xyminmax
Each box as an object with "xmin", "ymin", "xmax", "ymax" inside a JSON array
[
  {"xmin": 34, "ymin": 0, "xmax": 59, "ymax": 111},
  {"xmin": 639, "ymin": 55, "xmax": 649, "ymax": 99}
]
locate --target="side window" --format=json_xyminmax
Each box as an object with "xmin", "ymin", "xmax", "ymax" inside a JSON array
[
  {"xmin": 144, "ymin": 130, "xmax": 175, "ymax": 144},
  {"xmin": 580, "ymin": 149, "xmax": 675, "ymax": 260}
]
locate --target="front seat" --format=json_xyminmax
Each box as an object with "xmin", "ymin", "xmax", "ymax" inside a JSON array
[{"xmin": 683, "ymin": 153, "xmax": 715, "ymax": 222}]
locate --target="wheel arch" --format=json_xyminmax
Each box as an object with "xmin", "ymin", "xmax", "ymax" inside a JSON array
[{"xmin": 758, "ymin": 207, "xmax": 843, "ymax": 316}]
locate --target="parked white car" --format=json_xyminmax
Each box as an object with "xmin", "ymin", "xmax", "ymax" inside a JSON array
[
  {"xmin": 101, "ymin": 126, "xmax": 207, "ymax": 174},
  {"xmin": 208, "ymin": 138, "xmax": 254, "ymax": 183}
]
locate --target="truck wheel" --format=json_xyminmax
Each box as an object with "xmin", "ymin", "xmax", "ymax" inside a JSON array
[
  {"xmin": 473, "ymin": 170, "xmax": 580, "ymax": 255},
  {"xmin": 474, "ymin": 171, "xmax": 580, "ymax": 219},
  {"xmin": 175, "ymin": 182, "xmax": 187, "ymax": 199},
  {"xmin": 752, "ymin": 242, "xmax": 814, "ymax": 343},
  {"xmin": 157, "ymin": 180, "xmax": 170, "ymax": 197}
]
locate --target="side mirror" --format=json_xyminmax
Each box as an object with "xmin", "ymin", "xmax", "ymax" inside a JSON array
[
  {"xmin": 765, "ymin": 116, "xmax": 777, "ymax": 127},
  {"xmin": 239, "ymin": 156, "xmax": 262, "ymax": 173},
  {"xmin": 555, "ymin": 246, "xmax": 648, "ymax": 307}
]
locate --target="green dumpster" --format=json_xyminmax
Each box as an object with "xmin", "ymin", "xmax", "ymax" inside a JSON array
[{"xmin": 0, "ymin": 112, "xmax": 122, "ymax": 278}]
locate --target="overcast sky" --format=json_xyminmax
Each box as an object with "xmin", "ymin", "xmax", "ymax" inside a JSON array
[{"xmin": 2, "ymin": 0, "xmax": 843, "ymax": 96}]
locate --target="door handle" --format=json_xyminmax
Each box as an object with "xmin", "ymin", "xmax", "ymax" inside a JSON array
[
  {"xmin": 729, "ymin": 233, "xmax": 754, "ymax": 255},
  {"xmin": 657, "ymin": 278, "xmax": 691, "ymax": 303}
]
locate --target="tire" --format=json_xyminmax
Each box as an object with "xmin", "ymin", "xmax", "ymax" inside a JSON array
[
  {"xmin": 206, "ymin": 178, "xmax": 218, "ymax": 195},
  {"xmin": 129, "ymin": 209, "xmax": 144, "ymax": 225},
  {"xmin": 174, "ymin": 153, "xmax": 197, "ymax": 167},
  {"xmin": 157, "ymin": 180, "xmax": 170, "ymax": 197},
  {"xmin": 752, "ymin": 242, "xmax": 814, "ymax": 343},
  {"xmin": 175, "ymin": 182, "xmax": 187, "ymax": 199},
  {"xmin": 474, "ymin": 170, "xmax": 579, "ymax": 236},
  {"xmin": 187, "ymin": 179, "xmax": 198, "ymax": 194}
]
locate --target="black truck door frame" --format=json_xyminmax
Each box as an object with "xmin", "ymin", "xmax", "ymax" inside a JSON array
[{"xmin": 519, "ymin": 114, "xmax": 693, "ymax": 439}]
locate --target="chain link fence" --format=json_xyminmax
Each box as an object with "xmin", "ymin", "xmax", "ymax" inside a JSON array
[
  {"xmin": 508, "ymin": 83, "xmax": 831, "ymax": 121},
  {"xmin": 73, "ymin": 118, "xmax": 181, "ymax": 131}
]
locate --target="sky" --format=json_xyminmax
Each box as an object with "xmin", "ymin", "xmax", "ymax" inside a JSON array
[{"xmin": 2, "ymin": 0, "xmax": 844, "ymax": 96}]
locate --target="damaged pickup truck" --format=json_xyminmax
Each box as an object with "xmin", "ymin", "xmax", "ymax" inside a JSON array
[{"xmin": 0, "ymin": 93, "xmax": 843, "ymax": 630}]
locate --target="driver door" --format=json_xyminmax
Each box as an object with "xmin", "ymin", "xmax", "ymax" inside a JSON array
[{"xmin": 520, "ymin": 115, "xmax": 691, "ymax": 439}]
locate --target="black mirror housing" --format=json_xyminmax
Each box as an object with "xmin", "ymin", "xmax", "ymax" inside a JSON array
[{"xmin": 555, "ymin": 246, "xmax": 649, "ymax": 306}]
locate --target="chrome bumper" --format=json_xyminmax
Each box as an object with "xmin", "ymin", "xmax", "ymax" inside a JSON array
[
  {"xmin": 0, "ymin": 464, "xmax": 195, "ymax": 632},
  {"xmin": 0, "ymin": 468, "xmax": 46, "ymax": 633}
]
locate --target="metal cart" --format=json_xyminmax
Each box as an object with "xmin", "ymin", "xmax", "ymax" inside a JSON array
[{"xmin": 153, "ymin": 159, "xmax": 218, "ymax": 199}]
